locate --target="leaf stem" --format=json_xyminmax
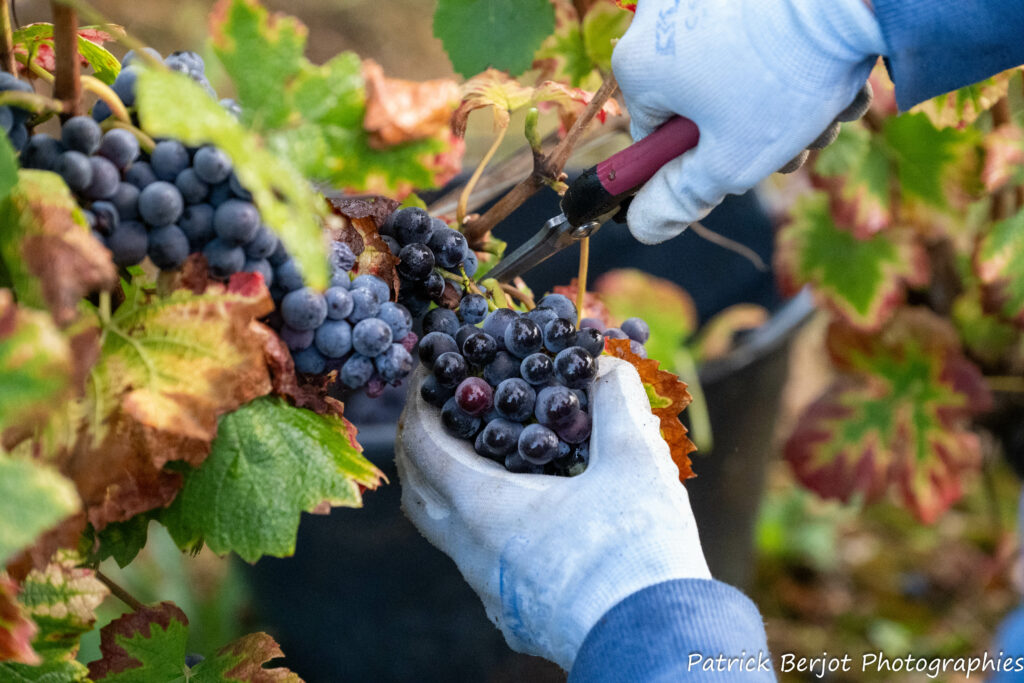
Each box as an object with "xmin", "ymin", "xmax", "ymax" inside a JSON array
[
  {"xmin": 0, "ymin": 0, "xmax": 16, "ymax": 75},
  {"xmin": 458, "ymin": 123, "xmax": 507, "ymax": 228},
  {"xmin": 81, "ymin": 73, "xmax": 129, "ymax": 122},
  {"xmin": 96, "ymin": 570, "xmax": 147, "ymax": 612},
  {"xmin": 52, "ymin": 1, "xmax": 83, "ymax": 118},
  {"xmin": 98, "ymin": 290, "xmax": 111, "ymax": 324},
  {"xmin": 576, "ymin": 236, "xmax": 589, "ymax": 327},
  {"xmin": 15, "ymin": 53, "xmax": 55, "ymax": 83}
]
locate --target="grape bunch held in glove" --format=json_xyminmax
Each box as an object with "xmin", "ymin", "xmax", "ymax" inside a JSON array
[{"xmin": 418, "ymin": 291, "xmax": 650, "ymax": 477}]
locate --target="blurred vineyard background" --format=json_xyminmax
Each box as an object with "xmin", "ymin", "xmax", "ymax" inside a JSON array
[{"xmin": 34, "ymin": 1, "xmax": 1023, "ymax": 680}]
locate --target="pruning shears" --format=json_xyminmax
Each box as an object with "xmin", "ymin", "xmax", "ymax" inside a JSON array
[{"xmin": 484, "ymin": 115, "xmax": 700, "ymax": 284}]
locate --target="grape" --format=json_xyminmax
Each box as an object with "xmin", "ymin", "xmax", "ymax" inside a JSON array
[
  {"xmin": 552, "ymin": 442, "xmax": 588, "ymax": 476},
  {"xmin": 229, "ymin": 173, "xmax": 252, "ymax": 201},
  {"xmin": 329, "ymin": 242, "xmax": 357, "ymax": 272},
  {"xmin": 244, "ymin": 226, "xmax": 278, "ymax": 260},
  {"xmin": 280, "ymin": 325, "xmax": 313, "ymax": 351},
  {"xmin": 382, "ymin": 235, "xmax": 400, "ymax": 256},
  {"xmin": 90, "ymin": 201, "xmax": 119, "ymax": 236},
  {"xmin": 554, "ymin": 346, "xmax": 597, "ymax": 389},
  {"xmin": 352, "ymin": 318, "xmax": 393, "ymax": 357},
  {"xmin": 185, "ymin": 653, "xmax": 205, "ymax": 669},
  {"xmin": 482, "ymin": 308, "xmax": 517, "ymax": 343},
  {"xmin": 203, "ymin": 238, "xmax": 245, "ymax": 279},
  {"xmin": 423, "ymin": 308, "xmax": 460, "ymax": 337},
  {"xmin": 125, "ymin": 161, "xmax": 157, "ymax": 189},
  {"xmin": 0, "ymin": 106, "xmax": 12, "ymax": 132},
  {"xmin": 458, "ymin": 294, "xmax": 488, "ymax": 324},
  {"xmin": 476, "ymin": 419, "xmax": 523, "ymax": 459},
  {"xmin": 579, "ymin": 317, "xmax": 603, "ymax": 330},
  {"xmin": 392, "ymin": 207, "xmax": 434, "ymax": 245},
  {"xmin": 341, "ymin": 354, "xmax": 374, "ymax": 388},
  {"xmin": 424, "ymin": 271, "xmax": 446, "ymax": 299},
  {"xmin": 455, "ymin": 377, "xmax": 493, "ymax": 416},
  {"xmin": 483, "ymin": 351, "xmax": 520, "ymax": 385},
  {"xmin": 329, "ymin": 269, "xmax": 351, "ymax": 289},
  {"xmin": 107, "ymin": 221, "xmax": 148, "ymax": 267},
  {"xmin": 111, "ymin": 66, "xmax": 139, "ymax": 106},
  {"xmin": 537, "ymin": 294, "xmax": 577, "ymax": 322},
  {"xmin": 139, "ymin": 181, "xmax": 184, "ymax": 227},
  {"xmin": 179, "ymin": 204, "xmax": 215, "ymax": 249},
  {"xmin": 61, "ymin": 116, "xmax": 102, "ymax": 154},
  {"xmin": 55, "ymin": 151, "xmax": 93, "ymax": 192},
  {"xmin": 111, "ymin": 182, "xmax": 140, "ymax": 221},
  {"xmin": 148, "ymin": 225, "xmax": 189, "ymax": 270},
  {"xmin": 520, "ymin": 353, "xmax": 553, "ymax": 385},
  {"xmin": 399, "ymin": 289, "xmax": 431, "ymax": 317},
  {"xmin": 314, "ymin": 320, "xmax": 352, "ymax": 358},
  {"xmin": 629, "ymin": 340, "xmax": 648, "ymax": 359},
  {"xmin": 214, "ymin": 199, "xmax": 260, "ymax": 244},
  {"xmin": 375, "ymin": 343, "xmax": 413, "ymax": 383},
  {"xmin": 170, "ymin": 50, "xmax": 204, "ymax": 73},
  {"xmin": 324, "ymin": 287, "xmax": 354, "ymax": 320},
  {"xmin": 268, "ymin": 240, "xmax": 289, "ymax": 267},
  {"xmin": 397, "ymin": 243, "xmax": 434, "ymax": 280},
  {"xmin": 575, "ymin": 327, "xmax": 605, "ymax": 357},
  {"xmin": 418, "ymin": 331, "xmax": 459, "ymax": 368},
  {"xmin": 379, "ymin": 301, "xmax": 412, "ymax": 340},
  {"xmin": 518, "ymin": 424, "xmax": 559, "ymax": 465},
  {"xmin": 8, "ymin": 124, "xmax": 26, "ymax": 151},
  {"xmin": 534, "ymin": 385, "xmax": 580, "ymax": 428},
  {"xmin": 621, "ymin": 317, "xmax": 650, "ymax": 344},
  {"xmin": 603, "ymin": 327, "xmax": 628, "ymax": 340},
  {"xmin": 281, "ymin": 287, "xmax": 327, "ymax": 331},
  {"xmin": 293, "ymin": 346, "xmax": 326, "ymax": 375},
  {"xmin": 463, "ymin": 250, "xmax": 479, "ymax": 277},
  {"xmin": 121, "ymin": 47, "xmax": 160, "ymax": 67},
  {"xmin": 22, "ymin": 134, "xmax": 63, "ymax": 170},
  {"xmin": 192, "ymin": 145, "xmax": 232, "ymax": 184},
  {"xmin": 150, "ymin": 140, "xmax": 190, "ymax": 181},
  {"xmin": 97, "ymin": 129, "xmax": 139, "ymax": 169},
  {"xmin": 428, "ymin": 227, "xmax": 468, "ymax": 269},
  {"xmin": 494, "ymin": 378, "xmax": 535, "ymax": 422},
  {"xmin": 208, "ymin": 181, "xmax": 233, "ymax": 206},
  {"xmin": 274, "ymin": 259, "xmax": 304, "ymax": 292},
  {"xmin": 505, "ymin": 450, "xmax": 545, "ymax": 474},
  {"xmin": 399, "ymin": 331, "xmax": 418, "ymax": 353},
  {"xmin": 175, "ymin": 168, "xmax": 209, "ymax": 204},
  {"xmin": 348, "ymin": 287, "xmax": 381, "ymax": 322},
  {"xmin": 555, "ymin": 409, "xmax": 592, "ymax": 444},
  {"xmin": 433, "ymin": 351, "xmax": 468, "ymax": 388},
  {"xmin": 244, "ymin": 258, "xmax": 273, "ymax": 286},
  {"xmin": 526, "ymin": 308, "xmax": 559, "ymax": 333},
  {"xmin": 441, "ymin": 397, "xmax": 482, "ymax": 439},
  {"xmin": 84, "ymin": 156, "xmax": 120, "ymax": 200},
  {"xmin": 504, "ymin": 317, "xmax": 542, "ymax": 358},
  {"xmin": 461, "ymin": 332, "xmax": 497, "ymax": 366},
  {"xmin": 420, "ymin": 374, "xmax": 454, "ymax": 408},
  {"xmin": 351, "ymin": 274, "xmax": 390, "ymax": 304},
  {"xmin": 455, "ymin": 324, "xmax": 478, "ymax": 350},
  {"xmin": 543, "ymin": 318, "xmax": 576, "ymax": 353}
]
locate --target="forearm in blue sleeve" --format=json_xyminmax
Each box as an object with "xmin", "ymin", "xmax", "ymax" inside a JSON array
[
  {"xmin": 569, "ymin": 579, "xmax": 775, "ymax": 682},
  {"xmin": 873, "ymin": 0, "xmax": 1024, "ymax": 110}
]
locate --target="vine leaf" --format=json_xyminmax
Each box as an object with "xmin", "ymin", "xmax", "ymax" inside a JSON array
[
  {"xmin": 0, "ymin": 575, "xmax": 37, "ymax": 665},
  {"xmin": 82, "ymin": 516, "xmax": 151, "ymax": 570},
  {"xmin": 784, "ymin": 309, "xmax": 992, "ymax": 523},
  {"xmin": 580, "ymin": 1, "xmax": 632, "ymax": 73},
  {"xmin": 161, "ymin": 397, "xmax": 383, "ymax": 563},
  {"xmin": 813, "ymin": 122, "xmax": 893, "ymax": 238},
  {"xmin": 210, "ymin": 0, "xmax": 458, "ymax": 197},
  {"xmin": 12, "ymin": 23, "xmax": 124, "ymax": 85},
  {"xmin": 775, "ymin": 192, "xmax": 928, "ymax": 331},
  {"xmin": 533, "ymin": 1, "xmax": 592, "ymax": 87},
  {"xmin": 952, "ymin": 286, "xmax": 1022, "ymax": 366},
  {"xmin": 911, "ymin": 69, "xmax": 1020, "ymax": 129},
  {"xmin": 136, "ymin": 68, "xmax": 330, "ymax": 290},
  {"xmin": 604, "ymin": 339, "xmax": 696, "ymax": 480},
  {"xmin": 327, "ymin": 200, "xmax": 400, "ymax": 297},
  {"xmin": 434, "ymin": 0, "xmax": 556, "ymax": 78},
  {"xmin": 982, "ymin": 123, "xmax": 1024, "ymax": 192},
  {"xmin": 976, "ymin": 205, "xmax": 1024, "ymax": 326},
  {"xmin": 594, "ymin": 269, "xmax": 696, "ymax": 366},
  {"xmin": 362, "ymin": 60, "xmax": 460, "ymax": 148},
  {"xmin": 0, "ymin": 454, "xmax": 79, "ymax": 566},
  {"xmin": 881, "ymin": 112, "xmax": 971, "ymax": 210}
]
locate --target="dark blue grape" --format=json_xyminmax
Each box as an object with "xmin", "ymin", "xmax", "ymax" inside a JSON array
[
  {"xmin": 543, "ymin": 318, "xmax": 576, "ymax": 353},
  {"xmin": 330, "ymin": 242, "xmax": 357, "ymax": 272},
  {"xmin": 55, "ymin": 151, "xmax": 93, "ymax": 192},
  {"xmin": 420, "ymin": 374, "xmax": 453, "ymax": 408},
  {"xmin": 375, "ymin": 344, "xmax": 413, "ymax": 383},
  {"xmin": 185, "ymin": 653, "xmax": 205, "ymax": 669},
  {"xmin": 398, "ymin": 288, "xmax": 431, "ymax": 318},
  {"xmin": 341, "ymin": 354, "xmax": 374, "ymax": 388},
  {"xmin": 151, "ymin": 140, "xmax": 190, "ymax": 181},
  {"xmin": 462, "ymin": 250, "xmax": 478, "ymax": 277},
  {"xmin": 433, "ymin": 351, "xmax": 468, "ymax": 388},
  {"xmin": 7, "ymin": 124, "xmax": 26, "ymax": 151},
  {"xmin": 139, "ymin": 181, "xmax": 184, "ymax": 227},
  {"xmin": 111, "ymin": 182, "xmax": 140, "ymax": 221},
  {"xmin": 459, "ymin": 294, "xmax": 488, "ymax": 324},
  {"xmin": 504, "ymin": 317, "xmax": 542, "ymax": 358},
  {"xmin": 348, "ymin": 287, "xmax": 381, "ymax": 323},
  {"xmin": 90, "ymin": 201, "xmax": 119, "ymax": 236},
  {"xmin": 293, "ymin": 346, "xmax": 326, "ymax": 375},
  {"xmin": 175, "ymin": 168, "xmax": 209, "ymax": 204},
  {"xmin": 169, "ymin": 50, "xmax": 204, "ymax": 74},
  {"xmin": 554, "ymin": 346, "xmax": 596, "ymax": 389},
  {"xmin": 428, "ymin": 227, "xmax": 468, "ymax": 269},
  {"xmin": 275, "ymin": 259, "xmax": 304, "ymax": 292},
  {"xmin": 61, "ymin": 116, "xmax": 101, "ymax": 154},
  {"xmin": 179, "ymin": 203, "xmax": 215, "ymax": 249},
  {"xmin": 476, "ymin": 419, "xmax": 523, "ymax": 459},
  {"xmin": 378, "ymin": 302, "xmax": 412, "ymax": 340},
  {"xmin": 520, "ymin": 353, "xmax": 553, "ymax": 386},
  {"xmin": 482, "ymin": 308, "xmax": 517, "ymax": 344},
  {"xmin": 107, "ymin": 220, "xmax": 148, "ymax": 267},
  {"xmin": 382, "ymin": 235, "xmax": 400, "ymax": 256},
  {"xmin": 125, "ymin": 161, "xmax": 157, "ymax": 189},
  {"xmin": 552, "ymin": 441, "xmax": 589, "ymax": 476},
  {"xmin": 208, "ymin": 181, "xmax": 233, "ymax": 206},
  {"xmin": 352, "ymin": 317, "xmax": 393, "ymax": 357},
  {"xmin": 392, "ymin": 207, "xmax": 434, "ymax": 245},
  {"xmin": 192, "ymin": 145, "xmax": 232, "ymax": 184},
  {"xmin": 621, "ymin": 317, "xmax": 650, "ymax": 344},
  {"xmin": 244, "ymin": 227, "xmax": 277, "ymax": 260},
  {"xmin": 22, "ymin": 134, "xmax": 63, "ymax": 170},
  {"xmin": 629, "ymin": 340, "xmax": 648, "ymax": 358},
  {"xmin": 0, "ymin": 106, "xmax": 12, "ymax": 132},
  {"xmin": 441, "ymin": 396, "xmax": 482, "ymax": 439},
  {"xmin": 579, "ymin": 317, "xmax": 604, "ymax": 330},
  {"xmin": 418, "ymin": 331, "xmax": 459, "ymax": 368},
  {"xmin": 575, "ymin": 328, "xmax": 605, "ymax": 357},
  {"xmin": 97, "ymin": 129, "xmax": 139, "ymax": 169},
  {"xmin": 505, "ymin": 450, "xmax": 546, "ymax": 474},
  {"xmin": 424, "ymin": 271, "xmax": 445, "ymax": 299},
  {"xmin": 527, "ymin": 307, "xmax": 558, "ymax": 330},
  {"xmin": 214, "ymin": 199, "xmax": 259, "ymax": 244},
  {"xmin": 111, "ymin": 66, "xmax": 138, "ymax": 107},
  {"xmin": 203, "ymin": 238, "xmax": 245, "ymax": 279},
  {"xmin": 518, "ymin": 423, "xmax": 559, "ymax": 465},
  {"xmin": 351, "ymin": 274, "xmax": 389, "ymax": 304},
  {"xmin": 603, "ymin": 327, "xmax": 628, "ymax": 339},
  {"xmin": 462, "ymin": 332, "xmax": 497, "ymax": 366},
  {"xmin": 537, "ymin": 294, "xmax": 577, "ymax": 322},
  {"xmin": 555, "ymin": 409, "xmax": 592, "ymax": 445},
  {"xmin": 534, "ymin": 385, "xmax": 580, "ymax": 428},
  {"xmin": 494, "ymin": 378, "xmax": 536, "ymax": 422},
  {"xmin": 455, "ymin": 323, "xmax": 478, "ymax": 350},
  {"xmin": 148, "ymin": 225, "xmax": 189, "ymax": 270},
  {"xmin": 281, "ymin": 287, "xmax": 327, "ymax": 331},
  {"xmin": 324, "ymin": 287, "xmax": 353, "ymax": 320},
  {"xmin": 84, "ymin": 156, "xmax": 120, "ymax": 200},
  {"xmin": 484, "ymin": 351, "xmax": 520, "ymax": 385},
  {"xmin": 280, "ymin": 325, "xmax": 313, "ymax": 351},
  {"xmin": 267, "ymin": 240, "xmax": 290, "ymax": 267},
  {"xmin": 314, "ymin": 320, "xmax": 352, "ymax": 358},
  {"xmin": 243, "ymin": 258, "xmax": 273, "ymax": 286},
  {"xmin": 92, "ymin": 101, "xmax": 111, "ymax": 123},
  {"xmin": 423, "ymin": 308, "xmax": 459, "ymax": 337},
  {"xmin": 397, "ymin": 243, "xmax": 434, "ymax": 281}
]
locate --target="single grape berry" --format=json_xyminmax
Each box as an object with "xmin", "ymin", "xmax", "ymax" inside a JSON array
[
  {"xmin": 175, "ymin": 168, "xmax": 209, "ymax": 204},
  {"xmin": 150, "ymin": 140, "xmax": 190, "ymax": 181},
  {"xmin": 462, "ymin": 332, "xmax": 498, "ymax": 366},
  {"xmin": 293, "ymin": 346, "xmax": 326, "ymax": 375},
  {"xmin": 245, "ymin": 227, "xmax": 278, "ymax": 260},
  {"xmin": 418, "ymin": 331, "xmax": 459, "ymax": 368},
  {"xmin": 125, "ymin": 161, "xmax": 157, "ymax": 189},
  {"xmin": 314, "ymin": 320, "xmax": 352, "ymax": 358},
  {"xmin": 621, "ymin": 317, "xmax": 650, "ymax": 344},
  {"xmin": 455, "ymin": 323, "xmax": 479, "ymax": 350},
  {"xmin": 459, "ymin": 294, "xmax": 488, "ymax": 324},
  {"xmin": 482, "ymin": 308, "xmax": 518, "ymax": 344},
  {"xmin": 494, "ymin": 378, "xmax": 536, "ymax": 422},
  {"xmin": 111, "ymin": 182, "xmax": 141, "ymax": 221},
  {"xmin": 441, "ymin": 397, "xmax": 481, "ymax": 439},
  {"xmin": 428, "ymin": 227, "xmax": 468, "ymax": 269},
  {"xmin": 534, "ymin": 385, "xmax": 580, "ymax": 428},
  {"xmin": 375, "ymin": 344, "xmax": 413, "ymax": 383},
  {"xmin": 483, "ymin": 351, "xmax": 521, "ymax": 385},
  {"xmin": 537, "ymin": 294, "xmax": 577, "ymax": 322},
  {"xmin": 352, "ymin": 317, "xmax": 393, "ymax": 357},
  {"xmin": 476, "ymin": 419, "xmax": 523, "ymax": 459},
  {"xmin": 520, "ymin": 353, "xmax": 554, "ymax": 386},
  {"xmin": 463, "ymin": 251, "xmax": 479, "ymax": 277},
  {"xmin": 455, "ymin": 377, "xmax": 493, "ymax": 416},
  {"xmin": 348, "ymin": 287, "xmax": 381, "ymax": 323},
  {"xmin": 90, "ymin": 201, "xmax": 119, "ymax": 236},
  {"xmin": 280, "ymin": 325, "xmax": 313, "ymax": 351},
  {"xmin": 504, "ymin": 317, "xmax": 543, "ymax": 358},
  {"xmin": 423, "ymin": 308, "xmax": 460, "ymax": 337},
  {"xmin": 555, "ymin": 409, "xmax": 592, "ymax": 445},
  {"xmin": 193, "ymin": 146, "xmax": 233, "ymax": 184},
  {"xmin": 97, "ymin": 128, "xmax": 140, "ymax": 169},
  {"xmin": 139, "ymin": 181, "xmax": 184, "ymax": 227},
  {"xmin": 111, "ymin": 65, "xmax": 140, "ymax": 106},
  {"xmin": 433, "ymin": 351, "xmax": 468, "ymax": 388},
  {"xmin": 214, "ymin": 199, "xmax": 260, "ymax": 245},
  {"xmin": 148, "ymin": 225, "xmax": 189, "ymax": 270},
  {"xmin": 603, "ymin": 327, "xmax": 628, "ymax": 339},
  {"xmin": 554, "ymin": 346, "xmax": 597, "ymax": 389},
  {"xmin": 244, "ymin": 258, "xmax": 273, "ymax": 286},
  {"xmin": 341, "ymin": 354, "xmax": 374, "ymax": 388},
  {"xmin": 505, "ymin": 450, "xmax": 545, "ymax": 474},
  {"xmin": 281, "ymin": 287, "xmax": 328, "ymax": 331},
  {"xmin": 579, "ymin": 317, "xmax": 604, "ymax": 330},
  {"xmin": 329, "ymin": 269, "xmax": 351, "ymax": 289},
  {"xmin": 55, "ymin": 151, "xmax": 93, "ymax": 192},
  {"xmin": 61, "ymin": 116, "xmax": 102, "ymax": 154},
  {"xmin": 575, "ymin": 327, "xmax": 605, "ymax": 357},
  {"xmin": 424, "ymin": 271, "xmax": 446, "ymax": 299},
  {"xmin": 629, "ymin": 340, "xmax": 648, "ymax": 358},
  {"xmin": 351, "ymin": 274, "xmax": 390, "ymax": 304},
  {"xmin": 107, "ymin": 221, "xmax": 148, "ymax": 267},
  {"xmin": 324, "ymin": 287, "xmax": 354, "ymax": 320},
  {"xmin": 378, "ymin": 302, "xmax": 412, "ymax": 340},
  {"xmin": 397, "ymin": 243, "xmax": 434, "ymax": 281},
  {"xmin": 421, "ymin": 374, "xmax": 454, "ymax": 408},
  {"xmin": 203, "ymin": 238, "xmax": 245, "ymax": 279},
  {"xmin": 22, "ymin": 134, "xmax": 63, "ymax": 171},
  {"xmin": 392, "ymin": 207, "xmax": 434, "ymax": 246},
  {"xmin": 518, "ymin": 424, "xmax": 559, "ymax": 465},
  {"xmin": 543, "ymin": 318, "xmax": 576, "ymax": 353}
]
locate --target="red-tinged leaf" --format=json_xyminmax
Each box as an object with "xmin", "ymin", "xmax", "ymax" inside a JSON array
[
  {"xmin": 775, "ymin": 192, "xmax": 928, "ymax": 331},
  {"xmin": 604, "ymin": 338, "xmax": 696, "ymax": 480},
  {"xmin": 976, "ymin": 206, "xmax": 1024, "ymax": 326},
  {"xmin": 538, "ymin": 81, "xmax": 623, "ymax": 132},
  {"xmin": 812, "ymin": 122, "xmax": 893, "ymax": 238},
  {"xmin": 952, "ymin": 286, "xmax": 1022, "ymax": 367},
  {"xmin": 867, "ymin": 64, "xmax": 898, "ymax": 118},
  {"xmin": 532, "ymin": 0, "xmax": 592, "ymax": 87},
  {"xmin": 12, "ymin": 24, "xmax": 124, "ymax": 84},
  {"xmin": 912, "ymin": 69, "xmax": 1019, "ymax": 130},
  {"xmin": 614, "ymin": 0, "xmax": 637, "ymax": 11},
  {"xmin": 982, "ymin": 123, "xmax": 1024, "ymax": 192},
  {"xmin": 200, "ymin": 632, "xmax": 300, "ymax": 682},
  {"xmin": 0, "ymin": 575, "xmax": 38, "ymax": 665},
  {"xmin": 362, "ymin": 59, "xmax": 459, "ymax": 148},
  {"xmin": 785, "ymin": 308, "xmax": 993, "ymax": 523},
  {"xmin": 326, "ymin": 195, "xmax": 400, "ymax": 229}
]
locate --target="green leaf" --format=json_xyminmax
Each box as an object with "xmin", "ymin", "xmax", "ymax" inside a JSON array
[
  {"xmin": 534, "ymin": 22, "xmax": 592, "ymax": 87},
  {"xmin": 161, "ymin": 397, "xmax": 383, "ymax": 563},
  {"xmin": 776, "ymin": 192, "xmax": 928, "ymax": 331},
  {"xmin": 784, "ymin": 309, "xmax": 992, "ymax": 523},
  {"xmin": 976, "ymin": 206, "xmax": 1024, "ymax": 326},
  {"xmin": 582, "ymin": 3, "xmax": 632, "ymax": 73},
  {"xmin": 952, "ymin": 286, "xmax": 1021, "ymax": 364},
  {"xmin": 135, "ymin": 68, "xmax": 329, "ymax": 290},
  {"xmin": 0, "ymin": 456, "xmax": 79, "ymax": 566},
  {"xmin": 814, "ymin": 122, "xmax": 893, "ymax": 237},
  {"xmin": 12, "ymin": 24, "xmax": 123, "ymax": 85},
  {"xmin": 83, "ymin": 516, "xmax": 151, "ymax": 569},
  {"xmin": 434, "ymin": 0, "xmax": 556, "ymax": 77},
  {"xmin": 87, "ymin": 602, "xmax": 300, "ymax": 682},
  {"xmin": 881, "ymin": 112, "xmax": 966, "ymax": 209}
]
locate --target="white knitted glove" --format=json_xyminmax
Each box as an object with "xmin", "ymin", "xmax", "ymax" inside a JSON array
[
  {"xmin": 611, "ymin": 0, "xmax": 886, "ymax": 244},
  {"xmin": 395, "ymin": 357, "xmax": 709, "ymax": 670}
]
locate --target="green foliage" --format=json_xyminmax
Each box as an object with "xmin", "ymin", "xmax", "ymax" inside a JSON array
[
  {"xmin": 814, "ymin": 122, "xmax": 892, "ymax": 236},
  {"xmin": 0, "ymin": 457, "xmax": 78, "ymax": 566},
  {"xmin": 84, "ymin": 516, "xmax": 151, "ymax": 569},
  {"xmin": 976, "ymin": 206, "xmax": 1024, "ymax": 325},
  {"xmin": 434, "ymin": 0, "xmax": 555, "ymax": 77},
  {"xmin": 581, "ymin": 3, "xmax": 632, "ymax": 73},
  {"xmin": 881, "ymin": 113, "xmax": 970, "ymax": 209},
  {"xmin": 161, "ymin": 397, "xmax": 382, "ymax": 563},
  {"xmin": 12, "ymin": 24, "xmax": 124, "ymax": 85}
]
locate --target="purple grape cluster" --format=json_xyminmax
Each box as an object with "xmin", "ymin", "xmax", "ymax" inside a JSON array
[
  {"xmin": 0, "ymin": 72, "xmax": 35, "ymax": 151},
  {"xmin": 417, "ymin": 292, "xmax": 650, "ymax": 477}
]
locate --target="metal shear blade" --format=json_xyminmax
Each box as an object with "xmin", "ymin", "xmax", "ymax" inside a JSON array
[{"xmin": 483, "ymin": 213, "xmax": 602, "ymax": 284}]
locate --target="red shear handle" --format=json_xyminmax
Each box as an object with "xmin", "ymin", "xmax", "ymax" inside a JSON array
[{"xmin": 561, "ymin": 115, "xmax": 700, "ymax": 227}]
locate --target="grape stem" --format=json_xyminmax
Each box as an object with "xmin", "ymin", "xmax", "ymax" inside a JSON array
[
  {"xmin": 0, "ymin": 0, "xmax": 16, "ymax": 75},
  {"xmin": 501, "ymin": 283, "xmax": 535, "ymax": 310},
  {"xmin": 0, "ymin": 89, "xmax": 64, "ymax": 115},
  {"xmin": 457, "ymin": 122, "xmax": 507, "ymax": 228},
  {"xmin": 15, "ymin": 53, "xmax": 55, "ymax": 83},
  {"xmin": 81, "ymin": 73, "xmax": 130, "ymax": 122},
  {"xmin": 95, "ymin": 570, "xmax": 147, "ymax": 612},
  {"xmin": 52, "ymin": 1, "xmax": 83, "ymax": 118},
  {"xmin": 463, "ymin": 72, "xmax": 620, "ymax": 247},
  {"xmin": 575, "ymin": 236, "xmax": 589, "ymax": 327}
]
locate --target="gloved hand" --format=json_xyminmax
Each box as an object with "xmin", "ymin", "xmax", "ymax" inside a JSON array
[
  {"xmin": 611, "ymin": 0, "xmax": 886, "ymax": 244},
  {"xmin": 395, "ymin": 357, "xmax": 709, "ymax": 670}
]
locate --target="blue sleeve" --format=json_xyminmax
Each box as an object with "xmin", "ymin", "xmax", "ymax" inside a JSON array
[
  {"xmin": 873, "ymin": 0, "xmax": 1024, "ymax": 110},
  {"xmin": 569, "ymin": 579, "xmax": 775, "ymax": 682}
]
